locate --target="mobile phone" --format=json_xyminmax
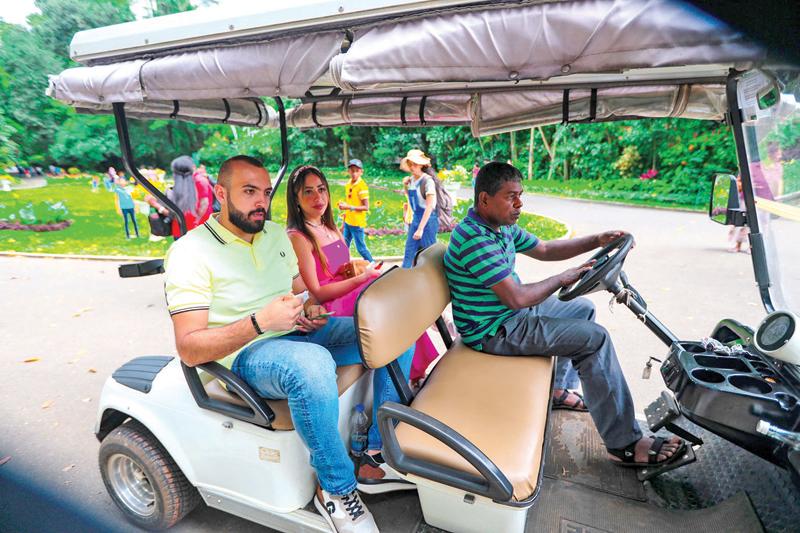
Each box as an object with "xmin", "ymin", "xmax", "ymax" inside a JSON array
[
  {"xmin": 312, "ymin": 311, "xmax": 335, "ymax": 320},
  {"xmin": 368, "ymin": 260, "xmax": 384, "ymax": 269}
]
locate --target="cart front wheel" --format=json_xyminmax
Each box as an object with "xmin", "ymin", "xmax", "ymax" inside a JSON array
[{"xmin": 99, "ymin": 421, "xmax": 200, "ymax": 530}]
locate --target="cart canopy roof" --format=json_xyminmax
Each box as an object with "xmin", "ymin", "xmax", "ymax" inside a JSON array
[{"xmin": 47, "ymin": 0, "xmax": 772, "ymax": 135}]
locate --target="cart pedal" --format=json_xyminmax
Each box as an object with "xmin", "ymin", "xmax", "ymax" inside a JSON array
[
  {"xmin": 644, "ymin": 391, "xmax": 703, "ymax": 446},
  {"xmin": 637, "ymin": 443, "xmax": 697, "ymax": 482}
]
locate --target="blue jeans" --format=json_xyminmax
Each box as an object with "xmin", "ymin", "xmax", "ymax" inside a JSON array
[
  {"xmin": 402, "ymin": 210, "xmax": 438, "ymax": 268},
  {"xmin": 481, "ymin": 296, "xmax": 642, "ymax": 449},
  {"xmin": 231, "ymin": 316, "xmax": 413, "ymax": 495},
  {"xmin": 121, "ymin": 208, "xmax": 139, "ymax": 238},
  {"xmin": 343, "ymin": 223, "xmax": 373, "ymax": 262}
]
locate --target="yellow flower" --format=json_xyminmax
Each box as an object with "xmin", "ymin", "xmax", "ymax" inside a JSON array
[{"xmin": 374, "ymin": 200, "xmax": 383, "ymax": 207}]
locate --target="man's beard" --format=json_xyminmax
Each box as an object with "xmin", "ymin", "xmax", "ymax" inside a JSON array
[{"xmin": 227, "ymin": 198, "xmax": 267, "ymax": 234}]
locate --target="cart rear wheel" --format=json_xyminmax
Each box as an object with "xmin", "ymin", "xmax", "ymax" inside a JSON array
[{"xmin": 99, "ymin": 421, "xmax": 200, "ymax": 530}]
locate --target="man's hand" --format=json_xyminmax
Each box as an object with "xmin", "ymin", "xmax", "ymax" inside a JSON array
[
  {"xmin": 255, "ymin": 294, "xmax": 303, "ymax": 333},
  {"xmin": 296, "ymin": 304, "xmax": 329, "ymax": 332},
  {"xmin": 595, "ymin": 230, "xmax": 633, "ymax": 248},
  {"xmin": 558, "ymin": 260, "xmax": 596, "ymax": 287}
]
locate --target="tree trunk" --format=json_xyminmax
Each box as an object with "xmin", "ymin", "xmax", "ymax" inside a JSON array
[
  {"xmin": 527, "ymin": 128, "xmax": 534, "ymax": 180},
  {"xmin": 563, "ymin": 158, "xmax": 570, "ymax": 181},
  {"xmin": 510, "ymin": 131, "xmax": 517, "ymax": 163},
  {"xmin": 342, "ymin": 137, "xmax": 350, "ymax": 167}
]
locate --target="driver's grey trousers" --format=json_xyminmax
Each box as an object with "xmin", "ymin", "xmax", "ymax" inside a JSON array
[{"xmin": 481, "ymin": 296, "xmax": 643, "ymax": 450}]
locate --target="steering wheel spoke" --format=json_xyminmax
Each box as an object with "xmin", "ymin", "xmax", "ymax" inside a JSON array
[{"xmin": 558, "ymin": 234, "xmax": 634, "ymax": 301}]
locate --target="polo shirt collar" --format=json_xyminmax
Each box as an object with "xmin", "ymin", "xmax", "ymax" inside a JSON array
[
  {"xmin": 466, "ymin": 208, "xmax": 503, "ymax": 234},
  {"xmin": 205, "ymin": 214, "xmax": 266, "ymax": 245}
]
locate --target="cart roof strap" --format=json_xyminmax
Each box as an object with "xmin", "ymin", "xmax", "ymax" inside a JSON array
[
  {"xmin": 170, "ymin": 99, "xmax": 179, "ymax": 119},
  {"xmin": 562, "ymin": 89, "xmax": 570, "ymax": 124},
  {"xmin": 311, "ymin": 101, "xmax": 321, "ymax": 127},
  {"xmin": 222, "ymin": 98, "xmax": 231, "ymax": 123},
  {"xmin": 589, "ymin": 88, "xmax": 597, "ymax": 121},
  {"xmin": 400, "ymin": 96, "xmax": 408, "ymax": 126},
  {"xmin": 419, "ymin": 96, "xmax": 428, "ymax": 125}
]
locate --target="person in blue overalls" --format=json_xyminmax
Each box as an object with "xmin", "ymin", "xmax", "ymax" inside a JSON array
[{"xmin": 400, "ymin": 149, "xmax": 439, "ymax": 268}]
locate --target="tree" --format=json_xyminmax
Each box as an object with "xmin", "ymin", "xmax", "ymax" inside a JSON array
[{"xmin": 30, "ymin": 0, "xmax": 134, "ymax": 67}]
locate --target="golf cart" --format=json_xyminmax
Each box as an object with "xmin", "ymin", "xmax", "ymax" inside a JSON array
[{"xmin": 47, "ymin": 1, "xmax": 800, "ymax": 531}]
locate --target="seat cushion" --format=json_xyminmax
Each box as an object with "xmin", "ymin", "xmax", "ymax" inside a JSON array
[
  {"xmin": 205, "ymin": 364, "xmax": 366, "ymax": 431},
  {"xmin": 394, "ymin": 342, "xmax": 553, "ymax": 501}
]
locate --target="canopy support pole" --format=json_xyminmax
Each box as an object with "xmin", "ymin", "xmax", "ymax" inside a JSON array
[
  {"xmin": 112, "ymin": 102, "xmax": 187, "ymax": 236},
  {"xmin": 725, "ymin": 72, "xmax": 774, "ymax": 314},
  {"xmin": 267, "ymin": 96, "xmax": 289, "ymax": 220}
]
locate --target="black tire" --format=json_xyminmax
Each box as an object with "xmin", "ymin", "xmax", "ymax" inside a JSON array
[{"xmin": 99, "ymin": 420, "xmax": 201, "ymax": 530}]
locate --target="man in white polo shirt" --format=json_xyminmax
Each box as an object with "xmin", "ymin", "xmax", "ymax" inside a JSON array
[{"xmin": 164, "ymin": 155, "xmax": 379, "ymax": 533}]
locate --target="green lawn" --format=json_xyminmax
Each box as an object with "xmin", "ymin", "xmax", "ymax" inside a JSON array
[{"xmin": 0, "ymin": 174, "xmax": 566, "ymax": 258}]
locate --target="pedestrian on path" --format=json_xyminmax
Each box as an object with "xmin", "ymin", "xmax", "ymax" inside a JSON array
[
  {"xmin": 338, "ymin": 158, "xmax": 374, "ymax": 262},
  {"xmin": 113, "ymin": 177, "xmax": 139, "ymax": 239},
  {"xmin": 400, "ymin": 149, "xmax": 438, "ymax": 268}
]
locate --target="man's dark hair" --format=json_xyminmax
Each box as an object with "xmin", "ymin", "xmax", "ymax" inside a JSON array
[
  {"xmin": 474, "ymin": 162, "xmax": 522, "ymax": 204},
  {"xmin": 217, "ymin": 155, "xmax": 265, "ymax": 189}
]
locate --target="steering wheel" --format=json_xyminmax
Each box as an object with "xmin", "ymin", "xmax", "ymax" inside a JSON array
[{"xmin": 558, "ymin": 234, "xmax": 635, "ymax": 301}]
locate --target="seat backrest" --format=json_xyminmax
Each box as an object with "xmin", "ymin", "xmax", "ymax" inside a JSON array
[{"xmin": 356, "ymin": 243, "xmax": 450, "ymax": 369}]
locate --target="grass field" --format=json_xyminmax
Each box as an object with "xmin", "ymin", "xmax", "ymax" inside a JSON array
[{"xmin": 0, "ymin": 173, "xmax": 567, "ymax": 257}]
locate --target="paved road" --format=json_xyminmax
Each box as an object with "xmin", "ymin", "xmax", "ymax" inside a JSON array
[{"xmin": 0, "ymin": 193, "xmax": 786, "ymax": 531}]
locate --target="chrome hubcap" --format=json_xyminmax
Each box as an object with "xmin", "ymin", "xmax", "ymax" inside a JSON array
[{"xmin": 107, "ymin": 454, "xmax": 156, "ymax": 517}]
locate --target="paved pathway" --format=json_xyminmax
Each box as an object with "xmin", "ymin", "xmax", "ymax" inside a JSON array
[{"xmin": 0, "ymin": 193, "xmax": 785, "ymax": 531}]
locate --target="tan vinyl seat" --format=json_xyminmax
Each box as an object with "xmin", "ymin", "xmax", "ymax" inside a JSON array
[
  {"xmin": 395, "ymin": 343, "xmax": 552, "ymax": 501},
  {"xmin": 204, "ymin": 364, "xmax": 366, "ymax": 431},
  {"xmin": 356, "ymin": 243, "xmax": 553, "ymax": 503}
]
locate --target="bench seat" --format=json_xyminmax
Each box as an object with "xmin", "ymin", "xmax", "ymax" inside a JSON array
[
  {"xmin": 395, "ymin": 342, "xmax": 553, "ymax": 502},
  {"xmin": 204, "ymin": 364, "xmax": 366, "ymax": 430}
]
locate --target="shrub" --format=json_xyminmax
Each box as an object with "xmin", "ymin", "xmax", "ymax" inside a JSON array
[{"xmin": 67, "ymin": 167, "xmax": 81, "ymax": 176}]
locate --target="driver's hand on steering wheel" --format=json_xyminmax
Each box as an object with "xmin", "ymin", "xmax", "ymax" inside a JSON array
[
  {"xmin": 558, "ymin": 259, "xmax": 596, "ymax": 287},
  {"xmin": 596, "ymin": 230, "xmax": 634, "ymax": 249}
]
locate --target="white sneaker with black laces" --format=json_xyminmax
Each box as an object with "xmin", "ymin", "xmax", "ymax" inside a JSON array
[
  {"xmin": 314, "ymin": 488, "xmax": 379, "ymax": 533},
  {"xmin": 356, "ymin": 453, "xmax": 417, "ymax": 494}
]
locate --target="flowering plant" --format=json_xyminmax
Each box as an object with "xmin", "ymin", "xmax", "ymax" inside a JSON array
[{"xmin": 639, "ymin": 168, "xmax": 659, "ymax": 180}]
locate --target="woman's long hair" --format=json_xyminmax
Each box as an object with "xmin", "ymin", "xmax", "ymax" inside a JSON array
[
  {"xmin": 286, "ymin": 165, "xmax": 338, "ymax": 275},
  {"xmin": 169, "ymin": 155, "xmax": 197, "ymax": 216}
]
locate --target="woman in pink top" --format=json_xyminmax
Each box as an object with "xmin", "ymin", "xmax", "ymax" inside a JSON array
[{"xmin": 285, "ymin": 166, "xmax": 440, "ymax": 383}]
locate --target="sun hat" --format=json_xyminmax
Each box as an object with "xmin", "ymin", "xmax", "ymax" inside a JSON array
[{"xmin": 400, "ymin": 149, "xmax": 431, "ymax": 171}]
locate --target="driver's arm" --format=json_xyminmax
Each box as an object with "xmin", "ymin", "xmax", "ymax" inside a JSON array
[
  {"xmin": 490, "ymin": 274, "xmax": 566, "ymax": 310},
  {"xmin": 523, "ymin": 230, "xmax": 628, "ymax": 261}
]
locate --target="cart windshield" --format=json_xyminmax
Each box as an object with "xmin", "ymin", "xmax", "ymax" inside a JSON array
[{"xmin": 741, "ymin": 71, "xmax": 800, "ymax": 312}]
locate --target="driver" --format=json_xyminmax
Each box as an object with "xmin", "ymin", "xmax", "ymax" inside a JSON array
[
  {"xmin": 443, "ymin": 161, "xmax": 684, "ymax": 468},
  {"xmin": 164, "ymin": 155, "xmax": 379, "ymax": 533}
]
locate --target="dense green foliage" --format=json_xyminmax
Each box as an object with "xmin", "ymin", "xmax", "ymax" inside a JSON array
[{"xmin": 0, "ymin": 0, "xmax": 743, "ymax": 211}]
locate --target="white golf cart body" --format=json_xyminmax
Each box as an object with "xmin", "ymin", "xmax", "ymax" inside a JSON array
[{"xmin": 48, "ymin": 1, "xmax": 799, "ymax": 531}]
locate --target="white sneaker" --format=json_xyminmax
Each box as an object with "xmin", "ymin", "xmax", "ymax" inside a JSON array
[
  {"xmin": 314, "ymin": 488, "xmax": 379, "ymax": 533},
  {"xmin": 357, "ymin": 453, "xmax": 416, "ymax": 494}
]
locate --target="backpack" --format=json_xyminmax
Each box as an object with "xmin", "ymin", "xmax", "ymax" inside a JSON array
[{"xmin": 420, "ymin": 174, "xmax": 455, "ymax": 231}]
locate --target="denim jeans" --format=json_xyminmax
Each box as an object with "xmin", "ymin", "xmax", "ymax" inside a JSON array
[
  {"xmin": 481, "ymin": 296, "xmax": 642, "ymax": 450},
  {"xmin": 231, "ymin": 316, "xmax": 413, "ymax": 495},
  {"xmin": 343, "ymin": 223, "xmax": 374, "ymax": 262},
  {"xmin": 402, "ymin": 210, "xmax": 439, "ymax": 268},
  {"xmin": 121, "ymin": 208, "xmax": 139, "ymax": 238}
]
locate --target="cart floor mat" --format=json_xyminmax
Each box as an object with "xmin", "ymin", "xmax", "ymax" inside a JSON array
[
  {"xmin": 544, "ymin": 410, "xmax": 647, "ymax": 501},
  {"xmin": 527, "ymin": 478, "xmax": 763, "ymax": 533}
]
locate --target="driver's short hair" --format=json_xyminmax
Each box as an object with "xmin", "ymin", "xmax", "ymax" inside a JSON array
[
  {"xmin": 474, "ymin": 162, "xmax": 522, "ymax": 204},
  {"xmin": 217, "ymin": 155, "xmax": 265, "ymax": 189}
]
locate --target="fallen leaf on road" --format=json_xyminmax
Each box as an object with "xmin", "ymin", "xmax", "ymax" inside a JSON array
[
  {"xmin": 0, "ymin": 456, "xmax": 11, "ymax": 467},
  {"xmin": 62, "ymin": 464, "xmax": 75, "ymax": 472},
  {"xmin": 41, "ymin": 400, "xmax": 54, "ymax": 409},
  {"xmin": 81, "ymin": 397, "xmax": 91, "ymax": 403},
  {"xmin": 88, "ymin": 368, "xmax": 97, "ymax": 374},
  {"xmin": 72, "ymin": 307, "xmax": 94, "ymax": 318},
  {"xmin": 23, "ymin": 357, "xmax": 40, "ymax": 363},
  {"xmin": 67, "ymin": 359, "xmax": 79, "ymax": 365}
]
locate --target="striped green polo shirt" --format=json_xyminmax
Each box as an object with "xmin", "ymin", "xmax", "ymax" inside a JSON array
[
  {"xmin": 164, "ymin": 215, "xmax": 299, "ymax": 368},
  {"xmin": 443, "ymin": 208, "xmax": 538, "ymax": 350}
]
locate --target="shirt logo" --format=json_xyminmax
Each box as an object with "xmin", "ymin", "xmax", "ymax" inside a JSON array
[{"xmin": 280, "ymin": 251, "xmax": 286, "ymax": 257}]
